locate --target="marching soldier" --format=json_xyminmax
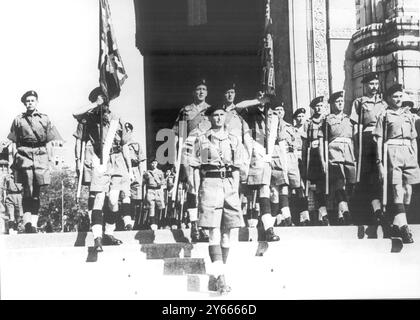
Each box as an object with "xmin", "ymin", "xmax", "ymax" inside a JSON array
[
  {"xmin": 1, "ymin": 169, "xmax": 23, "ymax": 233},
  {"xmin": 271, "ymin": 105, "xmax": 310, "ymax": 226},
  {"xmin": 8, "ymin": 90, "xmax": 62, "ymax": 233},
  {"xmin": 305, "ymin": 96, "xmax": 329, "ymax": 225},
  {"xmin": 143, "ymin": 159, "xmax": 165, "ymax": 230},
  {"xmin": 73, "ymin": 87, "xmax": 133, "ymax": 252},
  {"xmin": 293, "ymin": 107, "xmax": 308, "ymax": 165},
  {"xmin": 319, "ymin": 91, "xmax": 357, "ymax": 225},
  {"xmin": 235, "ymin": 93, "xmax": 280, "ymax": 241},
  {"xmin": 172, "ymin": 78, "xmax": 211, "ymax": 242},
  {"xmin": 190, "ymin": 104, "xmax": 245, "ymax": 294},
  {"xmin": 373, "ymin": 84, "xmax": 420, "ymax": 243},
  {"xmin": 125, "ymin": 122, "xmax": 146, "ymax": 230},
  {"xmin": 350, "ymin": 72, "xmax": 388, "ymax": 226}
]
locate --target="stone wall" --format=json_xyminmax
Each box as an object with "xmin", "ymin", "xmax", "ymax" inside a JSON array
[{"xmin": 352, "ymin": 0, "xmax": 420, "ymax": 104}]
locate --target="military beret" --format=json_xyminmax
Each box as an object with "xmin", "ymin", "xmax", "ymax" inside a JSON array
[
  {"xmin": 205, "ymin": 105, "xmax": 226, "ymax": 116},
  {"xmin": 150, "ymin": 158, "xmax": 158, "ymax": 163},
  {"xmin": 328, "ymin": 91, "xmax": 344, "ymax": 104},
  {"xmin": 361, "ymin": 72, "xmax": 379, "ymax": 84},
  {"xmin": 223, "ymin": 82, "xmax": 236, "ymax": 92},
  {"xmin": 293, "ymin": 108, "xmax": 306, "ymax": 118},
  {"xmin": 310, "ymin": 96, "xmax": 325, "ymax": 108},
  {"xmin": 88, "ymin": 87, "xmax": 105, "ymax": 103},
  {"xmin": 21, "ymin": 90, "xmax": 38, "ymax": 103},
  {"xmin": 192, "ymin": 78, "xmax": 207, "ymax": 89},
  {"xmin": 386, "ymin": 83, "xmax": 404, "ymax": 97},
  {"xmin": 125, "ymin": 122, "xmax": 133, "ymax": 131},
  {"xmin": 402, "ymin": 100, "xmax": 414, "ymax": 109}
]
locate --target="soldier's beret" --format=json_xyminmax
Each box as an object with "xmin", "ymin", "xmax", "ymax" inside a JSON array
[
  {"xmin": 293, "ymin": 108, "xmax": 306, "ymax": 118},
  {"xmin": 205, "ymin": 105, "xmax": 226, "ymax": 116},
  {"xmin": 192, "ymin": 78, "xmax": 207, "ymax": 89},
  {"xmin": 150, "ymin": 158, "xmax": 158, "ymax": 163},
  {"xmin": 402, "ymin": 100, "xmax": 414, "ymax": 109},
  {"xmin": 310, "ymin": 96, "xmax": 325, "ymax": 108},
  {"xmin": 21, "ymin": 90, "xmax": 38, "ymax": 103},
  {"xmin": 125, "ymin": 122, "xmax": 133, "ymax": 131},
  {"xmin": 88, "ymin": 87, "xmax": 105, "ymax": 103},
  {"xmin": 386, "ymin": 83, "xmax": 404, "ymax": 97},
  {"xmin": 361, "ymin": 72, "xmax": 379, "ymax": 84},
  {"xmin": 223, "ymin": 82, "xmax": 236, "ymax": 92},
  {"xmin": 328, "ymin": 91, "xmax": 344, "ymax": 104}
]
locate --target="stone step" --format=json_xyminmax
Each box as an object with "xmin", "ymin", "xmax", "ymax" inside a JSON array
[{"xmin": 3, "ymin": 225, "xmax": 420, "ymax": 249}]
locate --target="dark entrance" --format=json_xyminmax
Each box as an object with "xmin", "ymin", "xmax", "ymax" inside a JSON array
[{"xmin": 134, "ymin": 0, "xmax": 291, "ymax": 160}]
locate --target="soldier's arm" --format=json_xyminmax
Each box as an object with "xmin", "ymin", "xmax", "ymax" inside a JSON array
[
  {"xmin": 72, "ymin": 102, "xmax": 99, "ymax": 118},
  {"xmin": 349, "ymin": 98, "xmax": 361, "ymax": 124},
  {"xmin": 235, "ymin": 91, "xmax": 271, "ymax": 110},
  {"xmin": 122, "ymin": 144, "xmax": 133, "ymax": 177}
]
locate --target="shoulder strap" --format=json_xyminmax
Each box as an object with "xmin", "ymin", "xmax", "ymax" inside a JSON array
[{"xmin": 23, "ymin": 116, "xmax": 43, "ymax": 144}]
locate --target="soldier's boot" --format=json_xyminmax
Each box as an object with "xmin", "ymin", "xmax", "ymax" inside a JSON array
[
  {"xmin": 343, "ymin": 211, "xmax": 353, "ymax": 226},
  {"xmin": 282, "ymin": 217, "xmax": 293, "ymax": 227},
  {"xmin": 93, "ymin": 237, "xmax": 103, "ymax": 252},
  {"xmin": 8, "ymin": 221, "xmax": 17, "ymax": 233},
  {"xmin": 215, "ymin": 275, "xmax": 231, "ymax": 295},
  {"xmin": 265, "ymin": 227, "xmax": 280, "ymax": 242},
  {"xmin": 102, "ymin": 234, "xmax": 123, "ymax": 246},
  {"xmin": 321, "ymin": 216, "xmax": 329, "ymax": 226},
  {"xmin": 24, "ymin": 223, "xmax": 37, "ymax": 234},
  {"xmin": 375, "ymin": 210, "xmax": 392, "ymax": 238},
  {"xmin": 400, "ymin": 225, "xmax": 414, "ymax": 244}
]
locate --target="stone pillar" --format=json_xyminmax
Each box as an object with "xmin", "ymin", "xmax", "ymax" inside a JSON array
[{"xmin": 352, "ymin": 0, "xmax": 420, "ymax": 105}]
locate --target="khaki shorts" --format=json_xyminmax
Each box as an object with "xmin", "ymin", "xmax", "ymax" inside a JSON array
[
  {"xmin": 90, "ymin": 152, "xmax": 129, "ymax": 193},
  {"xmin": 145, "ymin": 188, "xmax": 165, "ymax": 209},
  {"xmin": 387, "ymin": 145, "xmax": 420, "ymax": 185},
  {"xmin": 271, "ymin": 152, "xmax": 301, "ymax": 188},
  {"xmin": 198, "ymin": 176, "xmax": 242, "ymax": 229}
]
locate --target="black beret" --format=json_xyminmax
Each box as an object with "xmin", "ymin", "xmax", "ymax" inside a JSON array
[
  {"xmin": 223, "ymin": 82, "xmax": 236, "ymax": 92},
  {"xmin": 88, "ymin": 87, "xmax": 105, "ymax": 103},
  {"xmin": 310, "ymin": 96, "xmax": 325, "ymax": 108},
  {"xmin": 205, "ymin": 105, "xmax": 226, "ymax": 116},
  {"xmin": 402, "ymin": 100, "xmax": 414, "ymax": 109},
  {"xmin": 361, "ymin": 72, "xmax": 379, "ymax": 84},
  {"xmin": 21, "ymin": 90, "xmax": 38, "ymax": 103},
  {"xmin": 125, "ymin": 122, "xmax": 133, "ymax": 131},
  {"xmin": 293, "ymin": 108, "xmax": 306, "ymax": 118},
  {"xmin": 192, "ymin": 78, "xmax": 207, "ymax": 89},
  {"xmin": 328, "ymin": 91, "xmax": 344, "ymax": 104},
  {"xmin": 386, "ymin": 83, "xmax": 404, "ymax": 97}
]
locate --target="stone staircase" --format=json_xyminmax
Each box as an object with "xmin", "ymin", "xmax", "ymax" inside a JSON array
[{"xmin": 1, "ymin": 225, "xmax": 419, "ymax": 299}]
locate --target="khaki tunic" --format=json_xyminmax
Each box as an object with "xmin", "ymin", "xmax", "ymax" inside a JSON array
[
  {"xmin": 144, "ymin": 169, "xmax": 165, "ymax": 210},
  {"xmin": 306, "ymin": 115, "xmax": 325, "ymax": 183}
]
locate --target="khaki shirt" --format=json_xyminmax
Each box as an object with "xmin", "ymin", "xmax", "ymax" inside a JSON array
[
  {"xmin": 77, "ymin": 109, "xmax": 129, "ymax": 158},
  {"xmin": 319, "ymin": 113, "xmax": 356, "ymax": 142},
  {"xmin": 373, "ymin": 108, "xmax": 417, "ymax": 140},
  {"xmin": 190, "ymin": 130, "xmax": 244, "ymax": 169},
  {"xmin": 172, "ymin": 102, "xmax": 211, "ymax": 137},
  {"xmin": 143, "ymin": 169, "xmax": 165, "ymax": 188},
  {"xmin": 8, "ymin": 110, "xmax": 61, "ymax": 146},
  {"xmin": 278, "ymin": 121, "xmax": 299, "ymax": 150},
  {"xmin": 350, "ymin": 95, "xmax": 387, "ymax": 131},
  {"xmin": 307, "ymin": 115, "xmax": 324, "ymax": 145},
  {"xmin": 1, "ymin": 174, "xmax": 23, "ymax": 193}
]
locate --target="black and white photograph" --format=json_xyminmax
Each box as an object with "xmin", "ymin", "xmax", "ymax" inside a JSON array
[{"xmin": 0, "ymin": 0, "xmax": 419, "ymax": 302}]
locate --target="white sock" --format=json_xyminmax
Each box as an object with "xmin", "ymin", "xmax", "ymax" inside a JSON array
[
  {"xmin": 92, "ymin": 224, "xmax": 103, "ymax": 239},
  {"xmin": 23, "ymin": 212, "xmax": 31, "ymax": 225},
  {"xmin": 247, "ymin": 219, "xmax": 258, "ymax": 228},
  {"xmin": 281, "ymin": 207, "xmax": 291, "ymax": 219},
  {"xmin": 338, "ymin": 201, "xmax": 348, "ymax": 217},
  {"xmin": 275, "ymin": 214, "xmax": 283, "ymax": 225},
  {"xmin": 299, "ymin": 210, "xmax": 310, "ymax": 222},
  {"xmin": 188, "ymin": 208, "xmax": 198, "ymax": 222},
  {"xmin": 31, "ymin": 215, "xmax": 39, "ymax": 228},
  {"xmin": 104, "ymin": 223, "xmax": 115, "ymax": 236},
  {"xmin": 393, "ymin": 213, "xmax": 407, "ymax": 227},
  {"xmin": 123, "ymin": 215, "xmax": 132, "ymax": 227},
  {"xmin": 150, "ymin": 224, "xmax": 158, "ymax": 231},
  {"xmin": 211, "ymin": 260, "xmax": 224, "ymax": 277},
  {"xmin": 371, "ymin": 199, "xmax": 381, "ymax": 212},
  {"xmin": 318, "ymin": 206, "xmax": 327, "ymax": 220},
  {"xmin": 261, "ymin": 213, "xmax": 275, "ymax": 231}
]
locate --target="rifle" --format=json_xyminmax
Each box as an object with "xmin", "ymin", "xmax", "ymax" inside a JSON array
[
  {"xmin": 172, "ymin": 115, "xmax": 186, "ymax": 213},
  {"xmin": 76, "ymin": 122, "xmax": 86, "ymax": 203},
  {"xmin": 356, "ymin": 102, "xmax": 364, "ymax": 183},
  {"xmin": 382, "ymin": 114, "xmax": 388, "ymax": 212},
  {"xmin": 324, "ymin": 121, "xmax": 329, "ymax": 196},
  {"xmin": 305, "ymin": 143, "xmax": 311, "ymax": 197}
]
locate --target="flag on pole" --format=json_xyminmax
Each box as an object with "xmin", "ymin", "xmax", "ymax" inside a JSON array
[
  {"xmin": 261, "ymin": 0, "xmax": 275, "ymax": 96},
  {"xmin": 99, "ymin": 0, "xmax": 128, "ymax": 101}
]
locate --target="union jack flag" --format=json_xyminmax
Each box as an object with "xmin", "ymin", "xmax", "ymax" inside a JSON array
[{"xmin": 98, "ymin": 0, "xmax": 127, "ymax": 101}]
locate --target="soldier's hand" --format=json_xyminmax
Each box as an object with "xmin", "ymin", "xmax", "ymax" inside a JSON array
[
  {"xmin": 378, "ymin": 163, "xmax": 385, "ymax": 182},
  {"xmin": 320, "ymin": 160, "xmax": 327, "ymax": 174}
]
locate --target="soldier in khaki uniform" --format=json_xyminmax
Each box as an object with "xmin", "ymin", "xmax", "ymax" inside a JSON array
[
  {"xmin": 143, "ymin": 159, "xmax": 165, "ymax": 230},
  {"xmin": 1, "ymin": 170, "xmax": 23, "ymax": 233},
  {"xmin": 271, "ymin": 105, "xmax": 310, "ymax": 226},
  {"xmin": 319, "ymin": 91, "xmax": 357, "ymax": 225},
  {"xmin": 190, "ymin": 104, "xmax": 245, "ymax": 294},
  {"xmin": 373, "ymin": 84, "xmax": 420, "ymax": 243},
  {"xmin": 172, "ymin": 79, "xmax": 211, "ymax": 242},
  {"xmin": 73, "ymin": 87, "xmax": 133, "ymax": 251},
  {"xmin": 304, "ymin": 96, "xmax": 329, "ymax": 225},
  {"xmin": 350, "ymin": 72, "xmax": 388, "ymax": 226},
  {"xmin": 8, "ymin": 90, "xmax": 61, "ymax": 233}
]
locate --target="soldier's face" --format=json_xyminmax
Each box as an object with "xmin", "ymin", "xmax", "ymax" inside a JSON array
[
  {"xmin": 314, "ymin": 103, "xmax": 323, "ymax": 115},
  {"xmin": 295, "ymin": 113, "xmax": 305, "ymax": 124},
  {"xmin": 24, "ymin": 96, "xmax": 38, "ymax": 111},
  {"xmin": 151, "ymin": 161, "xmax": 158, "ymax": 169},
  {"xmin": 224, "ymin": 89, "xmax": 236, "ymax": 104},
  {"xmin": 210, "ymin": 110, "xmax": 226, "ymax": 128},
  {"xmin": 193, "ymin": 85, "xmax": 207, "ymax": 102},
  {"xmin": 367, "ymin": 80, "xmax": 379, "ymax": 95},
  {"xmin": 333, "ymin": 97, "xmax": 344, "ymax": 112},
  {"xmin": 276, "ymin": 106, "xmax": 285, "ymax": 120},
  {"xmin": 390, "ymin": 91, "xmax": 403, "ymax": 108}
]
